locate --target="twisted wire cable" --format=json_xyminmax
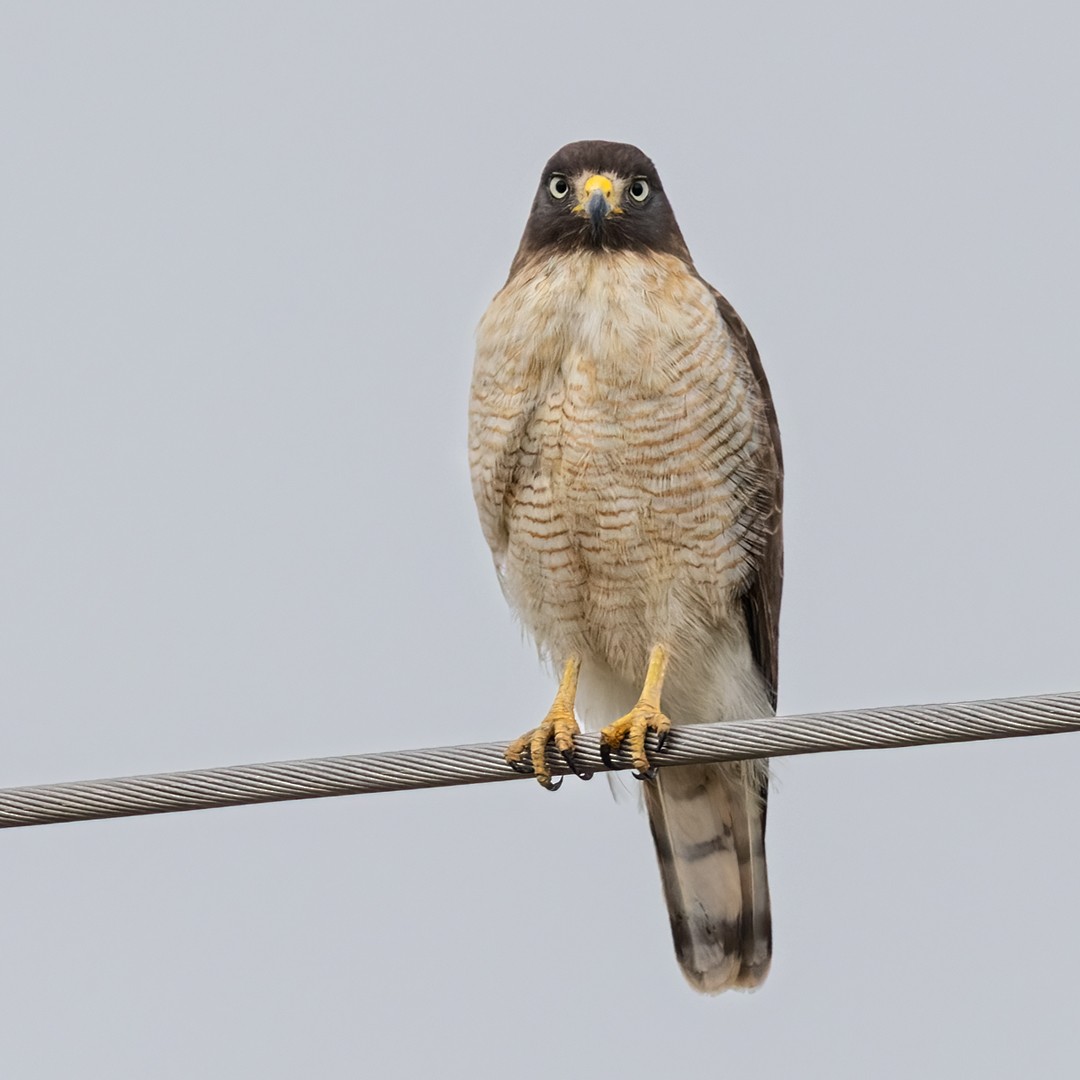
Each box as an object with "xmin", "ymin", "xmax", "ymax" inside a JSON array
[{"xmin": 2, "ymin": 690, "xmax": 1079, "ymax": 829}]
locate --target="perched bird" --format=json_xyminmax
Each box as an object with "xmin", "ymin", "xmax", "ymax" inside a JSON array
[{"xmin": 469, "ymin": 141, "xmax": 783, "ymax": 993}]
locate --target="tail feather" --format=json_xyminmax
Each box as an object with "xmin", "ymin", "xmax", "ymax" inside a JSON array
[{"xmin": 645, "ymin": 760, "xmax": 771, "ymax": 993}]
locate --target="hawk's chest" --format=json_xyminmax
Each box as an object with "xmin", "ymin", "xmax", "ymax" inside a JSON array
[
  {"xmin": 477, "ymin": 249, "xmax": 716, "ymax": 394},
  {"xmin": 473, "ymin": 251, "xmax": 733, "ymax": 498}
]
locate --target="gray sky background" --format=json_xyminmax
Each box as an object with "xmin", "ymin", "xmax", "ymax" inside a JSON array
[{"xmin": 2, "ymin": 4, "xmax": 1078, "ymax": 1077}]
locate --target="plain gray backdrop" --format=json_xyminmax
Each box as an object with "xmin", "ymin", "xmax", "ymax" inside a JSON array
[{"xmin": 2, "ymin": 3, "xmax": 1078, "ymax": 1077}]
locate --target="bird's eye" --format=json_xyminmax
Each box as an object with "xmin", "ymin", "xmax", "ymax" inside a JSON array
[
  {"xmin": 548, "ymin": 175, "xmax": 570, "ymax": 199},
  {"xmin": 629, "ymin": 179, "xmax": 650, "ymax": 202}
]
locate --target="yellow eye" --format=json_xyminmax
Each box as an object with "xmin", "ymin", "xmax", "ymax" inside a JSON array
[
  {"xmin": 548, "ymin": 175, "xmax": 570, "ymax": 199},
  {"xmin": 629, "ymin": 179, "xmax": 650, "ymax": 202}
]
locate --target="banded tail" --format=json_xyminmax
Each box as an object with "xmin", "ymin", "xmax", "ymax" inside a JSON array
[{"xmin": 645, "ymin": 760, "xmax": 771, "ymax": 993}]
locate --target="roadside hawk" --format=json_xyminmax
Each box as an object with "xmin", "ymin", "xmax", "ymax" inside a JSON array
[{"xmin": 469, "ymin": 141, "xmax": 783, "ymax": 993}]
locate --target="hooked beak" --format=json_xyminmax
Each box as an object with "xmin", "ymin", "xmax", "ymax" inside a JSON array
[{"xmin": 574, "ymin": 174, "xmax": 621, "ymax": 238}]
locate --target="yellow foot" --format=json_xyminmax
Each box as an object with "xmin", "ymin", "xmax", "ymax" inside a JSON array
[
  {"xmin": 599, "ymin": 705, "xmax": 671, "ymax": 780},
  {"xmin": 505, "ymin": 706, "xmax": 592, "ymax": 791}
]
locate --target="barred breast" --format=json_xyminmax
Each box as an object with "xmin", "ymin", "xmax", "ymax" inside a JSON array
[{"xmin": 469, "ymin": 249, "xmax": 772, "ymax": 694}]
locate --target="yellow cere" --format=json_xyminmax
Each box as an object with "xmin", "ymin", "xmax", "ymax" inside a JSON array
[
  {"xmin": 583, "ymin": 174, "xmax": 614, "ymax": 198},
  {"xmin": 574, "ymin": 173, "xmax": 624, "ymax": 214}
]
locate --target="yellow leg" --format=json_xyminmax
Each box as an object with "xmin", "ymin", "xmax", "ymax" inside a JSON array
[
  {"xmin": 505, "ymin": 657, "xmax": 591, "ymax": 791},
  {"xmin": 599, "ymin": 644, "xmax": 672, "ymax": 780}
]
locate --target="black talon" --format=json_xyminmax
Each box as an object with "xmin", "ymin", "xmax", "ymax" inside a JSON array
[
  {"xmin": 631, "ymin": 766, "xmax": 657, "ymax": 782},
  {"xmin": 540, "ymin": 775, "xmax": 563, "ymax": 792},
  {"xmin": 562, "ymin": 749, "xmax": 593, "ymax": 781},
  {"xmin": 507, "ymin": 758, "xmax": 534, "ymax": 774},
  {"xmin": 600, "ymin": 743, "xmax": 615, "ymax": 769},
  {"xmin": 656, "ymin": 730, "xmax": 669, "ymax": 753}
]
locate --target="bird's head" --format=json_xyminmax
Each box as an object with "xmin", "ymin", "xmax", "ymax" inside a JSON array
[{"xmin": 511, "ymin": 140, "xmax": 692, "ymax": 271}]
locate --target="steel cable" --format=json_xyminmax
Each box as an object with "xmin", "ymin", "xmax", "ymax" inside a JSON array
[{"xmin": 2, "ymin": 690, "xmax": 1079, "ymax": 829}]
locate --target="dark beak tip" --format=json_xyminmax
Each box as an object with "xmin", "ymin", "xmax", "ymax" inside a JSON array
[{"xmin": 586, "ymin": 192, "xmax": 609, "ymax": 232}]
